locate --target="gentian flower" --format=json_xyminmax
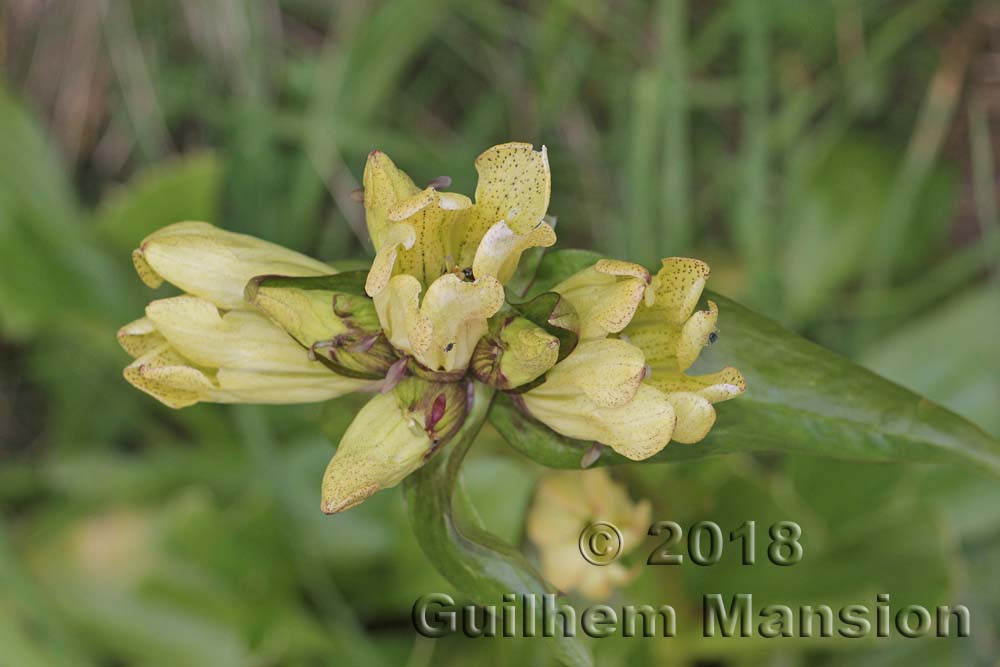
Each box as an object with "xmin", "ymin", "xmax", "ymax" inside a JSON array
[
  {"xmin": 118, "ymin": 143, "xmax": 744, "ymax": 512},
  {"xmin": 520, "ymin": 258, "xmax": 745, "ymax": 460}
]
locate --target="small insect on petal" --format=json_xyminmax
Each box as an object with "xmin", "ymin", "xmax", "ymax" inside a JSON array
[{"xmin": 349, "ymin": 188, "xmax": 365, "ymax": 203}]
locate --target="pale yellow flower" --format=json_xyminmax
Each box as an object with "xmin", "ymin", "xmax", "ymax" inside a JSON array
[
  {"xmin": 521, "ymin": 338, "xmax": 677, "ymax": 460},
  {"xmin": 550, "ymin": 259, "xmax": 652, "ymax": 341},
  {"xmin": 132, "ymin": 221, "xmax": 334, "ymax": 310},
  {"xmin": 527, "ymin": 469, "xmax": 650, "ymax": 601},
  {"xmin": 121, "ymin": 222, "xmax": 369, "ymax": 408},
  {"xmin": 522, "ymin": 257, "xmax": 745, "ymax": 460},
  {"xmin": 321, "ymin": 378, "xmax": 467, "ymax": 513},
  {"xmin": 623, "ymin": 258, "xmax": 747, "ymax": 443},
  {"xmin": 118, "ymin": 296, "xmax": 366, "ymax": 408},
  {"xmin": 361, "ymin": 144, "xmax": 555, "ymax": 372}
]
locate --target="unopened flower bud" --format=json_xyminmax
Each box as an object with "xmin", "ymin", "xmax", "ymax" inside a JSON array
[
  {"xmin": 132, "ymin": 222, "xmax": 334, "ymax": 310},
  {"xmin": 472, "ymin": 316, "xmax": 559, "ymax": 390},
  {"xmin": 321, "ymin": 378, "xmax": 469, "ymax": 513}
]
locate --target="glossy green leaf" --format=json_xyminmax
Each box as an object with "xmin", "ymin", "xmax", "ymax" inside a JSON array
[
  {"xmin": 861, "ymin": 284, "xmax": 1000, "ymax": 437},
  {"xmin": 492, "ymin": 250, "xmax": 1000, "ymax": 474},
  {"xmin": 403, "ymin": 383, "xmax": 593, "ymax": 667}
]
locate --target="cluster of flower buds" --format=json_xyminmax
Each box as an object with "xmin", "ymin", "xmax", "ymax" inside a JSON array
[{"xmin": 118, "ymin": 143, "xmax": 745, "ymax": 514}]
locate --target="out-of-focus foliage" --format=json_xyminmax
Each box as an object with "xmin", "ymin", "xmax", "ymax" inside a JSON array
[{"xmin": 0, "ymin": 1, "xmax": 998, "ymax": 665}]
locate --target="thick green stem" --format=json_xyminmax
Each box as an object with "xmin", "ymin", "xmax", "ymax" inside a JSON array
[{"xmin": 404, "ymin": 382, "xmax": 593, "ymax": 667}]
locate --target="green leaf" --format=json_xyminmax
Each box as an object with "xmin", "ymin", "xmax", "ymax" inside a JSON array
[
  {"xmin": 0, "ymin": 85, "xmax": 132, "ymax": 338},
  {"xmin": 404, "ymin": 383, "xmax": 593, "ymax": 667},
  {"xmin": 861, "ymin": 284, "xmax": 1000, "ymax": 437},
  {"xmin": 780, "ymin": 138, "xmax": 956, "ymax": 324},
  {"xmin": 96, "ymin": 152, "xmax": 222, "ymax": 251},
  {"xmin": 492, "ymin": 249, "xmax": 1000, "ymax": 474}
]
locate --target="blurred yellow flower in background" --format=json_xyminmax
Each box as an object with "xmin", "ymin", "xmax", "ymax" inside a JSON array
[{"xmin": 526, "ymin": 468, "xmax": 651, "ymax": 601}]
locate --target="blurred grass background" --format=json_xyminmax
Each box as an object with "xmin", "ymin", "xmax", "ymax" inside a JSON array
[{"xmin": 0, "ymin": 1, "xmax": 999, "ymax": 665}]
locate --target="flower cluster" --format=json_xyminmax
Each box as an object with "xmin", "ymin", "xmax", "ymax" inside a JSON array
[{"xmin": 118, "ymin": 143, "xmax": 744, "ymax": 514}]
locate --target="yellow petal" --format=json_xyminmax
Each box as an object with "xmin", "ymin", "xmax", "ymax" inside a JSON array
[
  {"xmin": 362, "ymin": 149, "xmax": 421, "ymax": 248},
  {"xmin": 139, "ymin": 296, "xmax": 367, "ymax": 403},
  {"xmin": 582, "ymin": 468, "xmax": 634, "ymax": 520},
  {"xmin": 527, "ymin": 468, "xmax": 652, "ymax": 598},
  {"xmin": 549, "ymin": 339, "xmax": 647, "ymax": 408},
  {"xmin": 645, "ymin": 366, "xmax": 747, "ymax": 404},
  {"xmin": 526, "ymin": 479, "xmax": 589, "ymax": 547},
  {"xmin": 364, "ymin": 222, "xmax": 416, "ymax": 296},
  {"xmin": 124, "ymin": 338, "xmax": 365, "ymax": 408},
  {"xmin": 454, "ymin": 143, "xmax": 551, "ymax": 267},
  {"xmin": 623, "ymin": 300, "xmax": 717, "ymax": 374},
  {"xmin": 388, "ymin": 186, "xmax": 438, "ymax": 221},
  {"xmin": 320, "ymin": 390, "xmax": 432, "ymax": 514},
  {"xmin": 676, "ymin": 300, "xmax": 719, "ymax": 371},
  {"xmin": 497, "ymin": 318, "xmax": 560, "ymax": 388},
  {"xmin": 648, "ymin": 257, "xmax": 710, "ymax": 325},
  {"xmin": 415, "ymin": 274, "xmax": 505, "ymax": 371},
  {"xmin": 387, "ymin": 188, "xmax": 472, "ymax": 287},
  {"xmin": 473, "ymin": 142, "xmax": 550, "ymax": 235},
  {"xmin": 523, "ymin": 381, "xmax": 676, "ymax": 461},
  {"xmin": 554, "ymin": 259, "xmax": 650, "ymax": 340},
  {"xmin": 576, "ymin": 561, "xmax": 634, "ymax": 601},
  {"xmin": 145, "ymin": 296, "xmax": 324, "ymax": 373},
  {"xmin": 131, "ymin": 249, "xmax": 162, "ymax": 288},
  {"xmin": 122, "ymin": 343, "xmax": 210, "ymax": 409},
  {"xmin": 663, "ymin": 391, "xmax": 717, "ymax": 444},
  {"xmin": 597, "ymin": 385, "xmax": 678, "ymax": 460},
  {"xmin": 212, "ymin": 368, "xmax": 367, "ymax": 404},
  {"xmin": 373, "ymin": 274, "xmax": 432, "ymax": 355},
  {"xmin": 471, "ymin": 219, "xmax": 556, "ymax": 284},
  {"xmin": 531, "ymin": 471, "xmax": 591, "ymax": 521},
  {"xmin": 134, "ymin": 222, "xmax": 334, "ymax": 310},
  {"xmin": 539, "ymin": 542, "xmax": 590, "ymax": 594},
  {"xmin": 117, "ymin": 317, "xmax": 166, "ymax": 358}
]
